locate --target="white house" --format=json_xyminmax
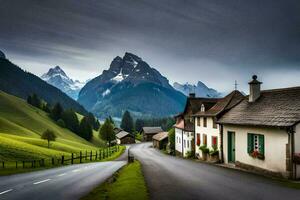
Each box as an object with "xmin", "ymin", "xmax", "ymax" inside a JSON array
[
  {"xmin": 218, "ymin": 75, "xmax": 300, "ymax": 179},
  {"xmin": 193, "ymin": 91, "xmax": 244, "ymax": 160},
  {"xmin": 174, "ymin": 93, "xmax": 219, "ymax": 157}
]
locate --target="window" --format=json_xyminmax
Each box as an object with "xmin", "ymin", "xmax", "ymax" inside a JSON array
[
  {"xmin": 247, "ymin": 133, "xmax": 264, "ymax": 156},
  {"xmin": 203, "ymin": 117, "xmax": 207, "ymax": 127},
  {"xmin": 196, "ymin": 133, "xmax": 201, "ymax": 146},
  {"xmin": 197, "ymin": 117, "xmax": 200, "ymax": 126},
  {"xmin": 203, "ymin": 134, "xmax": 207, "ymax": 145},
  {"xmin": 184, "ymin": 140, "xmax": 186, "ymax": 148},
  {"xmin": 212, "ymin": 136, "xmax": 218, "ymax": 147},
  {"xmin": 187, "ymin": 140, "xmax": 189, "ymax": 148},
  {"xmin": 212, "ymin": 117, "xmax": 217, "ymax": 129},
  {"xmin": 179, "ymin": 137, "xmax": 181, "ymax": 144},
  {"xmin": 201, "ymin": 104, "xmax": 205, "ymax": 112}
]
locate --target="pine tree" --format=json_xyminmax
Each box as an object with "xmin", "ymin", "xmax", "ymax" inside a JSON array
[
  {"xmin": 27, "ymin": 95, "xmax": 32, "ymax": 105},
  {"xmin": 51, "ymin": 103, "xmax": 63, "ymax": 121},
  {"xmin": 108, "ymin": 116, "xmax": 115, "ymax": 126},
  {"xmin": 99, "ymin": 119, "xmax": 115, "ymax": 146},
  {"xmin": 94, "ymin": 119, "xmax": 101, "ymax": 130},
  {"xmin": 79, "ymin": 116, "xmax": 93, "ymax": 141},
  {"xmin": 168, "ymin": 128, "xmax": 175, "ymax": 154},
  {"xmin": 135, "ymin": 119, "xmax": 145, "ymax": 133},
  {"xmin": 120, "ymin": 110, "xmax": 134, "ymax": 133},
  {"xmin": 61, "ymin": 109, "xmax": 79, "ymax": 133}
]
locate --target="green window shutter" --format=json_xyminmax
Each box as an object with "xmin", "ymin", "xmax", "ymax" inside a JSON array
[
  {"xmin": 259, "ymin": 135, "xmax": 265, "ymax": 155},
  {"xmin": 247, "ymin": 133, "xmax": 253, "ymax": 153}
]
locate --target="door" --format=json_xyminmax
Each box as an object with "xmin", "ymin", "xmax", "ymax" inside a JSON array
[{"xmin": 228, "ymin": 131, "xmax": 235, "ymax": 162}]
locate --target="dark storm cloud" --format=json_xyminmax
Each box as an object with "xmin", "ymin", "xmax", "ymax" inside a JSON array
[{"xmin": 0, "ymin": 0, "xmax": 299, "ymax": 91}]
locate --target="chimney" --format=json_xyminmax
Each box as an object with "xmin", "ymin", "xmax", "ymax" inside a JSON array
[
  {"xmin": 248, "ymin": 75, "xmax": 262, "ymax": 102},
  {"xmin": 189, "ymin": 93, "xmax": 195, "ymax": 98}
]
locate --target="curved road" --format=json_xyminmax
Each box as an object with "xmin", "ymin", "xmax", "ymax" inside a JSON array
[
  {"xmin": 130, "ymin": 142, "xmax": 300, "ymax": 200},
  {"xmin": 0, "ymin": 156, "xmax": 127, "ymax": 200}
]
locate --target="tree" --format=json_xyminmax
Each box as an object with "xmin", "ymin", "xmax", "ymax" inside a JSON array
[
  {"xmin": 57, "ymin": 119, "xmax": 65, "ymax": 127},
  {"xmin": 42, "ymin": 103, "xmax": 51, "ymax": 113},
  {"xmin": 168, "ymin": 128, "xmax": 175, "ymax": 155},
  {"xmin": 99, "ymin": 119, "xmax": 115, "ymax": 146},
  {"xmin": 120, "ymin": 110, "xmax": 134, "ymax": 133},
  {"xmin": 94, "ymin": 119, "xmax": 101, "ymax": 130},
  {"xmin": 51, "ymin": 103, "xmax": 63, "ymax": 121},
  {"xmin": 135, "ymin": 119, "xmax": 144, "ymax": 133},
  {"xmin": 41, "ymin": 129, "xmax": 57, "ymax": 148},
  {"xmin": 27, "ymin": 95, "xmax": 32, "ymax": 105},
  {"xmin": 108, "ymin": 116, "xmax": 115, "ymax": 126},
  {"xmin": 61, "ymin": 109, "xmax": 79, "ymax": 133},
  {"xmin": 79, "ymin": 116, "xmax": 93, "ymax": 141},
  {"xmin": 31, "ymin": 93, "xmax": 42, "ymax": 108}
]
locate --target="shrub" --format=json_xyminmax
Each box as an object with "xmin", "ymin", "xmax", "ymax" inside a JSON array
[
  {"xmin": 199, "ymin": 145, "xmax": 209, "ymax": 154},
  {"xmin": 186, "ymin": 151, "xmax": 194, "ymax": 158},
  {"xmin": 57, "ymin": 119, "xmax": 65, "ymax": 128}
]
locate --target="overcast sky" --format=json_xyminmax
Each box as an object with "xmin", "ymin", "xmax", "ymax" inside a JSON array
[{"xmin": 0, "ymin": 0, "xmax": 299, "ymax": 93}]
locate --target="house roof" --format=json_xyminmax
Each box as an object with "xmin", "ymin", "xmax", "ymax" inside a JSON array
[
  {"xmin": 142, "ymin": 127, "xmax": 163, "ymax": 134},
  {"xmin": 116, "ymin": 131, "xmax": 132, "ymax": 139},
  {"xmin": 194, "ymin": 90, "xmax": 244, "ymax": 117},
  {"xmin": 152, "ymin": 132, "xmax": 169, "ymax": 141},
  {"xmin": 173, "ymin": 119, "xmax": 194, "ymax": 132},
  {"xmin": 183, "ymin": 97, "xmax": 219, "ymax": 116},
  {"xmin": 114, "ymin": 127, "xmax": 123, "ymax": 134},
  {"xmin": 218, "ymin": 87, "xmax": 300, "ymax": 127}
]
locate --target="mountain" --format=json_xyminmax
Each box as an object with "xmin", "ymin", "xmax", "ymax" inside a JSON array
[
  {"xmin": 78, "ymin": 52, "xmax": 186, "ymax": 119},
  {"xmin": 0, "ymin": 54, "xmax": 87, "ymax": 115},
  {"xmin": 173, "ymin": 81, "xmax": 222, "ymax": 98},
  {"xmin": 41, "ymin": 66, "xmax": 85, "ymax": 100}
]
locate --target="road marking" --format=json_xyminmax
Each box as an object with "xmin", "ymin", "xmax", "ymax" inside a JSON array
[
  {"xmin": 57, "ymin": 173, "xmax": 66, "ymax": 177},
  {"xmin": 33, "ymin": 179, "xmax": 51, "ymax": 185},
  {"xmin": 0, "ymin": 189, "xmax": 13, "ymax": 195}
]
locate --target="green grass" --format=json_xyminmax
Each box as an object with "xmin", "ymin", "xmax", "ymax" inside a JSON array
[
  {"xmin": 0, "ymin": 90, "xmax": 105, "ymax": 162},
  {"xmin": 81, "ymin": 160, "xmax": 148, "ymax": 200}
]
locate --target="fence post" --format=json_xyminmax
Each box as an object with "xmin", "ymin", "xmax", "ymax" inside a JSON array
[
  {"xmin": 61, "ymin": 155, "xmax": 64, "ymax": 165},
  {"xmin": 2, "ymin": 161, "xmax": 4, "ymax": 168},
  {"xmin": 52, "ymin": 158, "xmax": 54, "ymax": 165},
  {"xmin": 80, "ymin": 151, "xmax": 82, "ymax": 163},
  {"xmin": 71, "ymin": 153, "xmax": 74, "ymax": 164},
  {"xmin": 90, "ymin": 151, "xmax": 92, "ymax": 161},
  {"xmin": 23, "ymin": 161, "xmax": 25, "ymax": 168},
  {"xmin": 16, "ymin": 161, "xmax": 18, "ymax": 169},
  {"xmin": 85, "ymin": 151, "xmax": 87, "ymax": 160},
  {"xmin": 95, "ymin": 151, "xmax": 98, "ymax": 160},
  {"xmin": 99, "ymin": 150, "xmax": 102, "ymax": 160}
]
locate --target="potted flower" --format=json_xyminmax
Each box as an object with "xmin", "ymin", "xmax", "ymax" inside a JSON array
[
  {"xmin": 250, "ymin": 150, "xmax": 265, "ymax": 160},
  {"xmin": 209, "ymin": 145, "xmax": 219, "ymax": 162},
  {"xmin": 199, "ymin": 145, "xmax": 209, "ymax": 161}
]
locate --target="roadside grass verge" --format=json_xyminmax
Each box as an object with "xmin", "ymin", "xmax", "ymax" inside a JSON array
[
  {"xmin": 0, "ymin": 146, "xmax": 126, "ymax": 176},
  {"xmin": 81, "ymin": 160, "xmax": 148, "ymax": 200}
]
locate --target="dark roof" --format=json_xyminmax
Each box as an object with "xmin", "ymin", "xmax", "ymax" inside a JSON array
[
  {"xmin": 116, "ymin": 131, "xmax": 132, "ymax": 139},
  {"xmin": 114, "ymin": 127, "xmax": 123, "ymax": 134},
  {"xmin": 173, "ymin": 119, "xmax": 194, "ymax": 132},
  {"xmin": 184, "ymin": 97, "xmax": 219, "ymax": 115},
  {"xmin": 153, "ymin": 132, "xmax": 169, "ymax": 141},
  {"xmin": 142, "ymin": 127, "xmax": 163, "ymax": 134},
  {"xmin": 194, "ymin": 90, "xmax": 244, "ymax": 117},
  {"xmin": 218, "ymin": 87, "xmax": 300, "ymax": 127}
]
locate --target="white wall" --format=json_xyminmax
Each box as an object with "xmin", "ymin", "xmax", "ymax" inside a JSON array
[
  {"xmin": 195, "ymin": 117, "xmax": 220, "ymax": 158},
  {"xmin": 295, "ymin": 123, "xmax": 300, "ymax": 178},
  {"xmin": 175, "ymin": 128, "xmax": 183, "ymax": 153},
  {"xmin": 175, "ymin": 127, "xmax": 193, "ymax": 157},
  {"xmin": 223, "ymin": 125, "xmax": 288, "ymax": 174}
]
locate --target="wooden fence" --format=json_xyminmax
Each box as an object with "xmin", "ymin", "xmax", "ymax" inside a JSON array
[{"xmin": 0, "ymin": 145, "xmax": 120, "ymax": 169}]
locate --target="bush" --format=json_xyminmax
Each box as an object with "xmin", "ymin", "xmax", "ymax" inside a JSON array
[
  {"xmin": 209, "ymin": 149, "xmax": 219, "ymax": 156},
  {"xmin": 186, "ymin": 151, "xmax": 194, "ymax": 158},
  {"xmin": 57, "ymin": 119, "xmax": 65, "ymax": 128},
  {"xmin": 199, "ymin": 145, "xmax": 209, "ymax": 154}
]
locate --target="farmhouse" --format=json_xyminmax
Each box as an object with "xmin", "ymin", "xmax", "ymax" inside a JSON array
[
  {"xmin": 142, "ymin": 127, "xmax": 163, "ymax": 141},
  {"xmin": 153, "ymin": 131, "xmax": 169, "ymax": 150},
  {"xmin": 116, "ymin": 130, "xmax": 135, "ymax": 144},
  {"xmin": 218, "ymin": 75, "xmax": 300, "ymax": 179},
  {"xmin": 193, "ymin": 90, "xmax": 244, "ymax": 160},
  {"xmin": 174, "ymin": 93, "xmax": 219, "ymax": 157}
]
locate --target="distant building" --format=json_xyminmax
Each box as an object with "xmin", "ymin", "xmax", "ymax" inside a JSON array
[
  {"xmin": 153, "ymin": 132, "xmax": 169, "ymax": 150},
  {"xmin": 218, "ymin": 75, "xmax": 300, "ymax": 179},
  {"xmin": 116, "ymin": 131, "xmax": 135, "ymax": 144},
  {"xmin": 142, "ymin": 127, "xmax": 163, "ymax": 141}
]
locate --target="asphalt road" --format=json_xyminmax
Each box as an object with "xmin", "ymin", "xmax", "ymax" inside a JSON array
[
  {"xmin": 0, "ymin": 159, "xmax": 127, "ymax": 200},
  {"xmin": 130, "ymin": 142, "xmax": 300, "ymax": 200}
]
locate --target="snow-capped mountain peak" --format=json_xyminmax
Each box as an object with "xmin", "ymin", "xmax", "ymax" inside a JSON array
[{"xmin": 41, "ymin": 66, "xmax": 86, "ymax": 100}]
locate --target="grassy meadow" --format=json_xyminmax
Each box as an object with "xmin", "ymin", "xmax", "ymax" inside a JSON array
[{"xmin": 0, "ymin": 91, "xmax": 105, "ymax": 163}]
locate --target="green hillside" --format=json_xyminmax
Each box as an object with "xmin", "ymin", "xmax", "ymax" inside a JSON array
[{"xmin": 0, "ymin": 90, "xmax": 105, "ymax": 162}]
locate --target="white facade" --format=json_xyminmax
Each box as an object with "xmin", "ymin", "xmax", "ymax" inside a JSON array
[
  {"xmin": 175, "ymin": 127, "xmax": 193, "ymax": 157},
  {"xmin": 294, "ymin": 123, "xmax": 300, "ymax": 178},
  {"xmin": 116, "ymin": 138, "xmax": 121, "ymax": 145},
  {"xmin": 194, "ymin": 116, "xmax": 220, "ymax": 158},
  {"xmin": 222, "ymin": 124, "xmax": 290, "ymax": 177}
]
